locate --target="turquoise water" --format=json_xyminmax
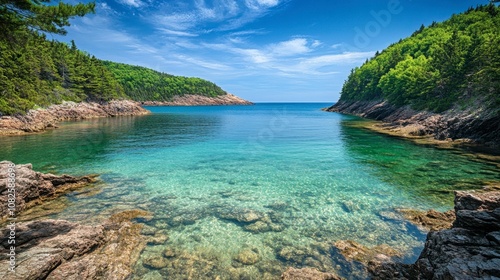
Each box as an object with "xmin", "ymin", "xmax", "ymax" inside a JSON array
[{"xmin": 1, "ymin": 103, "xmax": 499, "ymax": 279}]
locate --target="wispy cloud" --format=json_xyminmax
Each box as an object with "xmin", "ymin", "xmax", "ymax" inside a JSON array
[
  {"xmin": 269, "ymin": 38, "xmax": 311, "ymax": 56},
  {"xmin": 117, "ymin": 0, "xmax": 144, "ymax": 8},
  {"xmin": 158, "ymin": 28, "xmax": 199, "ymax": 37}
]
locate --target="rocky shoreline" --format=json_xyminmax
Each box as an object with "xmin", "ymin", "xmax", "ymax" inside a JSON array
[
  {"xmin": 0, "ymin": 100, "xmax": 150, "ymax": 136},
  {"xmin": 0, "ymin": 161, "xmax": 152, "ymax": 279},
  {"xmin": 369, "ymin": 187, "xmax": 500, "ymax": 279},
  {"xmin": 140, "ymin": 93, "xmax": 253, "ymax": 106},
  {"xmin": 325, "ymin": 100, "xmax": 500, "ymax": 149},
  {"xmin": 0, "ymin": 161, "xmax": 97, "ymax": 222}
]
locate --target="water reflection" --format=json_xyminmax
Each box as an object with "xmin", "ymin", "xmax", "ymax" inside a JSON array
[{"xmin": 339, "ymin": 118, "xmax": 500, "ymax": 209}]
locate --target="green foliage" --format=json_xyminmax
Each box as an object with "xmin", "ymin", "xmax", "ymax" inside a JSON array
[
  {"xmin": 0, "ymin": 28, "xmax": 126, "ymax": 115},
  {"xmin": 0, "ymin": 30, "xmax": 228, "ymax": 115},
  {"xmin": 102, "ymin": 61, "xmax": 226, "ymax": 101},
  {"xmin": 339, "ymin": 4, "xmax": 500, "ymax": 112},
  {"xmin": 0, "ymin": 0, "xmax": 95, "ymax": 38}
]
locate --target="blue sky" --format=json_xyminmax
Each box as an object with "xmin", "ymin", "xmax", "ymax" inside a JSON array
[{"xmin": 56, "ymin": 0, "xmax": 487, "ymax": 102}]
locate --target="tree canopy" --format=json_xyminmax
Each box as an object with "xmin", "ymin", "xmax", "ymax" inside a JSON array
[
  {"xmin": 339, "ymin": 4, "xmax": 500, "ymax": 112},
  {"xmin": 0, "ymin": 0, "xmax": 95, "ymax": 38},
  {"xmin": 103, "ymin": 61, "xmax": 227, "ymax": 101}
]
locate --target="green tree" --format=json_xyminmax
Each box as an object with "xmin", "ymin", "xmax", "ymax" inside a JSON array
[{"xmin": 0, "ymin": 0, "xmax": 95, "ymax": 38}]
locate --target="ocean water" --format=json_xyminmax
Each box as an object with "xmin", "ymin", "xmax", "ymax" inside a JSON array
[{"xmin": 1, "ymin": 103, "xmax": 498, "ymax": 279}]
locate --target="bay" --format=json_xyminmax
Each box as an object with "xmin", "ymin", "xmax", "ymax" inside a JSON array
[{"xmin": 1, "ymin": 103, "xmax": 498, "ymax": 279}]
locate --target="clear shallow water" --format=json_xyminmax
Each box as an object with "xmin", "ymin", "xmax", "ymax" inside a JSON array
[{"xmin": 1, "ymin": 103, "xmax": 499, "ymax": 279}]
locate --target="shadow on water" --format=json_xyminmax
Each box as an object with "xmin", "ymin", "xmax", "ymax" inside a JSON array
[
  {"xmin": 339, "ymin": 118, "xmax": 500, "ymax": 209},
  {"xmin": 0, "ymin": 113, "xmax": 222, "ymax": 173}
]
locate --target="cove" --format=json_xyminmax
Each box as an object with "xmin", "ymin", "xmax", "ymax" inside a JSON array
[{"xmin": 1, "ymin": 103, "xmax": 498, "ymax": 279}]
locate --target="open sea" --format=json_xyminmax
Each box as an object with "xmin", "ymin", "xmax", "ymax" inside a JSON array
[{"xmin": 1, "ymin": 103, "xmax": 499, "ymax": 279}]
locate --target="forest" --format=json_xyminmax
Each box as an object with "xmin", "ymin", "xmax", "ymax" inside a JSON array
[
  {"xmin": 103, "ymin": 61, "xmax": 226, "ymax": 102},
  {"xmin": 0, "ymin": 0, "xmax": 226, "ymax": 115},
  {"xmin": 339, "ymin": 4, "xmax": 500, "ymax": 112}
]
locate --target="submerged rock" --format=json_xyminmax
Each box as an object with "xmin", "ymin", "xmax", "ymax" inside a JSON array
[
  {"xmin": 0, "ymin": 161, "xmax": 97, "ymax": 221},
  {"xmin": 333, "ymin": 240, "xmax": 400, "ymax": 264},
  {"xmin": 281, "ymin": 267, "xmax": 342, "ymax": 280},
  {"xmin": 234, "ymin": 249, "xmax": 260, "ymax": 265},
  {"xmin": 398, "ymin": 208, "xmax": 455, "ymax": 231}
]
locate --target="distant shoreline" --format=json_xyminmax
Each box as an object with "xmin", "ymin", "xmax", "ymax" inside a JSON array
[
  {"xmin": 0, "ymin": 93, "xmax": 253, "ymax": 136},
  {"xmin": 140, "ymin": 93, "xmax": 253, "ymax": 106}
]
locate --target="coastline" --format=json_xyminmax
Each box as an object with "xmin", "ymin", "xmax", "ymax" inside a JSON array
[
  {"xmin": 325, "ymin": 100, "xmax": 500, "ymax": 153},
  {"xmin": 140, "ymin": 93, "xmax": 253, "ymax": 106},
  {"xmin": 0, "ymin": 93, "xmax": 253, "ymax": 136},
  {"xmin": 0, "ymin": 100, "xmax": 150, "ymax": 136}
]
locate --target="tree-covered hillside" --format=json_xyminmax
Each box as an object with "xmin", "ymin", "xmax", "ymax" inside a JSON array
[
  {"xmin": 0, "ymin": 29, "xmax": 126, "ymax": 115},
  {"xmin": 0, "ymin": 0, "xmax": 228, "ymax": 115},
  {"xmin": 103, "ymin": 61, "xmax": 226, "ymax": 102},
  {"xmin": 339, "ymin": 4, "xmax": 500, "ymax": 112}
]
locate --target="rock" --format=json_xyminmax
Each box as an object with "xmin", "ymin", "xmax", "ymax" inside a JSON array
[
  {"xmin": 399, "ymin": 208, "xmax": 455, "ymax": 231},
  {"xmin": 234, "ymin": 249, "xmax": 260, "ymax": 265},
  {"xmin": 217, "ymin": 208, "xmax": 263, "ymax": 223},
  {"xmin": 141, "ymin": 224, "xmax": 158, "ymax": 235},
  {"xmin": 147, "ymin": 230, "xmax": 169, "ymax": 245},
  {"xmin": 0, "ymin": 209, "xmax": 148, "ymax": 280},
  {"xmin": 140, "ymin": 93, "xmax": 253, "ymax": 106},
  {"xmin": 143, "ymin": 255, "xmax": 169, "ymax": 269},
  {"xmin": 244, "ymin": 221, "xmax": 270, "ymax": 233},
  {"xmin": 281, "ymin": 267, "xmax": 342, "ymax": 280},
  {"xmin": 0, "ymin": 100, "xmax": 150, "ymax": 135},
  {"xmin": 333, "ymin": 240, "xmax": 400, "ymax": 264},
  {"xmin": 277, "ymin": 246, "xmax": 309, "ymax": 263},
  {"xmin": 369, "ymin": 189, "xmax": 500, "ymax": 279},
  {"xmin": 0, "ymin": 161, "xmax": 97, "ymax": 221},
  {"xmin": 455, "ymin": 190, "xmax": 500, "ymax": 211},
  {"xmin": 163, "ymin": 247, "xmax": 177, "ymax": 258},
  {"xmin": 325, "ymin": 100, "xmax": 500, "ymax": 148}
]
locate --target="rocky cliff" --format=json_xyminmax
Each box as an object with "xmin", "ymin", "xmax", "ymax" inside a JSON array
[
  {"xmin": 0, "ymin": 100, "xmax": 150, "ymax": 135},
  {"xmin": 326, "ymin": 100, "xmax": 500, "ymax": 148},
  {"xmin": 369, "ymin": 188, "xmax": 500, "ymax": 279}
]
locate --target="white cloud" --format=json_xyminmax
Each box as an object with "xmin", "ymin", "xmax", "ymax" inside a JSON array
[
  {"xmin": 158, "ymin": 28, "xmax": 198, "ymax": 37},
  {"xmin": 312, "ymin": 40, "xmax": 322, "ymax": 48},
  {"xmin": 245, "ymin": 0, "xmax": 280, "ymax": 10},
  {"xmin": 117, "ymin": 0, "xmax": 144, "ymax": 8},
  {"xmin": 154, "ymin": 13, "xmax": 198, "ymax": 31},
  {"xmin": 174, "ymin": 54, "xmax": 233, "ymax": 71},
  {"xmin": 270, "ymin": 38, "xmax": 311, "ymax": 56}
]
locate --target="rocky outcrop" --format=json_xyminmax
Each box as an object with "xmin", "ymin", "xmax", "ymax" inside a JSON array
[
  {"xmin": 0, "ymin": 210, "xmax": 149, "ymax": 280},
  {"xmin": 369, "ymin": 189, "xmax": 500, "ymax": 279},
  {"xmin": 325, "ymin": 100, "xmax": 500, "ymax": 148},
  {"xmin": 281, "ymin": 267, "xmax": 342, "ymax": 280},
  {"xmin": 140, "ymin": 93, "xmax": 253, "ymax": 106},
  {"xmin": 0, "ymin": 161, "xmax": 97, "ymax": 221},
  {"xmin": 0, "ymin": 100, "xmax": 150, "ymax": 135},
  {"xmin": 398, "ymin": 209, "xmax": 455, "ymax": 231}
]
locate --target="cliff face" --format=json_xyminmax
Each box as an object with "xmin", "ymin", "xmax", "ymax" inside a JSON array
[
  {"xmin": 0, "ymin": 100, "xmax": 150, "ymax": 135},
  {"xmin": 326, "ymin": 100, "xmax": 500, "ymax": 148}
]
